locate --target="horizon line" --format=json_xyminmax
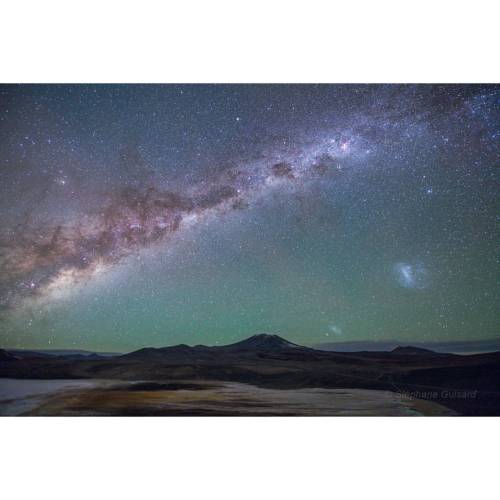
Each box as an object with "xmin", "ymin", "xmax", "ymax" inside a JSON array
[{"xmin": 3, "ymin": 334, "xmax": 500, "ymax": 355}]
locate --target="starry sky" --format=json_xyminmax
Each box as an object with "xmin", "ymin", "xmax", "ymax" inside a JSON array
[{"xmin": 0, "ymin": 84, "xmax": 498, "ymax": 352}]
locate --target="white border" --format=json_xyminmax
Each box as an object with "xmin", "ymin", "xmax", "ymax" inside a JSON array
[
  {"xmin": 1, "ymin": 418, "xmax": 498, "ymax": 500},
  {"xmin": 1, "ymin": 0, "xmax": 499, "ymax": 83}
]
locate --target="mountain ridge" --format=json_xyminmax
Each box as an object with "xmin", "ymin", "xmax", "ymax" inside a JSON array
[
  {"xmin": 315, "ymin": 338, "xmax": 500, "ymax": 354},
  {"xmin": 120, "ymin": 333, "xmax": 309, "ymax": 360},
  {"xmin": 10, "ymin": 334, "xmax": 500, "ymax": 360}
]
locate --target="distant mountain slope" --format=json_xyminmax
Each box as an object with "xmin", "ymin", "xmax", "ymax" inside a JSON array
[
  {"xmin": 121, "ymin": 344, "xmax": 205, "ymax": 361},
  {"xmin": 315, "ymin": 338, "xmax": 500, "ymax": 354},
  {"xmin": 121, "ymin": 334, "xmax": 310, "ymax": 361},
  {"xmin": 391, "ymin": 346, "xmax": 439, "ymax": 355}
]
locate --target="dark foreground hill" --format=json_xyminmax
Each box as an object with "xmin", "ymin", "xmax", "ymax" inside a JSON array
[
  {"xmin": 0, "ymin": 349, "xmax": 16, "ymax": 362},
  {"xmin": 8, "ymin": 349, "xmax": 120, "ymax": 359},
  {"xmin": 2, "ymin": 334, "xmax": 500, "ymax": 415}
]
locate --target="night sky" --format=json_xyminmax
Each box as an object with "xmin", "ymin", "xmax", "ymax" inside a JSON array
[{"xmin": 0, "ymin": 84, "xmax": 498, "ymax": 352}]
